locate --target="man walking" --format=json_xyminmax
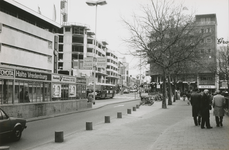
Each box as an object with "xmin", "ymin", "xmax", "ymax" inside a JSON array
[
  {"xmin": 190, "ymin": 88, "xmax": 202, "ymax": 126},
  {"xmin": 212, "ymin": 90, "xmax": 226, "ymax": 127},
  {"xmin": 200, "ymin": 89, "xmax": 213, "ymax": 129}
]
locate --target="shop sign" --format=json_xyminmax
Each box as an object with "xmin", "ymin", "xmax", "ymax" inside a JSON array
[
  {"xmin": 0, "ymin": 68, "xmax": 14, "ymax": 78},
  {"xmin": 52, "ymin": 74, "xmax": 76, "ymax": 83},
  {"xmin": 198, "ymin": 85, "xmax": 215, "ymax": 89},
  {"xmin": 15, "ymin": 70, "xmax": 51, "ymax": 80},
  {"xmin": 76, "ymin": 77, "xmax": 86, "ymax": 84}
]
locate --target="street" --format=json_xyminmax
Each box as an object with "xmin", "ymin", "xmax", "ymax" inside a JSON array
[{"xmin": 2, "ymin": 95, "xmax": 139, "ymax": 150}]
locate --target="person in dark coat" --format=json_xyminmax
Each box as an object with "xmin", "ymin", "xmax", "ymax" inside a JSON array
[
  {"xmin": 190, "ymin": 88, "xmax": 202, "ymax": 126},
  {"xmin": 200, "ymin": 89, "xmax": 213, "ymax": 129}
]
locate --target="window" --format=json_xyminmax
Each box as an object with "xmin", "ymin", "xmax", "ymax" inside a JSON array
[
  {"xmin": 72, "ymin": 45, "xmax": 83, "ymax": 52},
  {"xmin": 72, "ymin": 36, "xmax": 84, "ymax": 43},
  {"xmin": 65, "ymin": 27, "xmax": 70, "ymax": 32},
  {"xmin": 72, "ymin": 27, "xmax": 84, "ymax": 35},
  {"xmin": 87, "ymin": 39, "xmax": 93, "ymax": 44},
  {"xmin": 87, "ymin": 48, "xmax": 93, "ymax": 52},
  {"xmin": 59, "ymin": 36, "xmax": 63, "ymax": 43},
  {"xmin": 59, "ymin": 45, "xmax": 63, "ymax": 52}
]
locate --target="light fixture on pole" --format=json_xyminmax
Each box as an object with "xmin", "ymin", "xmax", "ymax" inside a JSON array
[{"xmin": 86, "ymin": 0, "xmax": 107, "ymax": 104}]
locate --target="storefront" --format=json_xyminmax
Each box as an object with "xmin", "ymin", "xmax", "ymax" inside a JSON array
[
  {"xmin": 52, "ymin": 74, "xmax": 76, "ymax": 100},
  {"xmin": 0, "ymin": 67, "xmax": 52, "ymax": 104}
]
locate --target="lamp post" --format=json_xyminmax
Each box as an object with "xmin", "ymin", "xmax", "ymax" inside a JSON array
[{"xmin": 86, "ymin": 0, "xmax": 107, "ymax": 104}]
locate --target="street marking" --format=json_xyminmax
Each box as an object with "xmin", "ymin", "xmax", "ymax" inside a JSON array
[{"xmin": 114, "ymin": 105, "xmax": 124, "ymax": 108}]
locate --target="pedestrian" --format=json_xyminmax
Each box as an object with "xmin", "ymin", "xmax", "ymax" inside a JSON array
[
  {"xmin": 200, "ymin": 89, "xmax": 213, "ymax": 129},
  {"xmin": 190, "ymin": 88, "xmax": 202, "ymax": 126},
  {"xmin": 212, "ymin": 90, "xmax": 226, "ymax": 127},
  {"xmin": 18, "ymin": 88, "xmax": 25, "ymax": 103},
  {"xmin": 177, "ymin": 89, "xmax": 180, "ymax": 100},
  {"xmin": 186, "ymin": 90, "xmax": 191, "ymax": 105},
  {"xmin": 25, "ymin": 91, "xmax": 30, "ymax": 103}
]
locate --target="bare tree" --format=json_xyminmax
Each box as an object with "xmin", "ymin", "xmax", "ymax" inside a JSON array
[
  {"xmin": 217, "ymin": 44, "xmax": 229, "ymax": 92},
  {"xmin": 122, "ymin": 0, "xmax": 206, "ymax": 108}
]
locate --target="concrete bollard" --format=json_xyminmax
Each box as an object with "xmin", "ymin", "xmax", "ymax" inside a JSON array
[
  {"xmin": 127, "ymin": 109, "xmax": 131, "ymax": 114},
  {"xmin": 105, "ymin": 116, "xmax": 110, "ymax": 123},
  {"xmin": 55, "ymin": 131, "xmax": 64, "ymax": 143},
  {"xmin": 133, "ymin": 107, "xmax": 136, "ymax": 111},
  {"xmin": 117, "ymin": 112, "xmax": 122, "ymax": 118},
  {"xmin": 136, "ymin": 104, "xmax": 139, "ymax": 109},
  {"xmin": 86, "ymin": 122, "xmax": 93, "ymax": 130},
  {"xmin": 0, "ymin": 146, "xmax": 10, "ymax": 150}
]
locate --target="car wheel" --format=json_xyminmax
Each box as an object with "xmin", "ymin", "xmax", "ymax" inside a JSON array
[{"xmin": 12, "ymin": 127, "xmax": 22, "ymax": 141}]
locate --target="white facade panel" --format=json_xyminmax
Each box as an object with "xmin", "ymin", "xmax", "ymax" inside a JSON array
[{"xmin": 0, "ymin": 46, "xmax": 52, "ymax": 70}]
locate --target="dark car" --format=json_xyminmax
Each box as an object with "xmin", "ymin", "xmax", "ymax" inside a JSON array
[{"xmin": 0, "ymin": 108, "xmax": 27, "ymax": 141}]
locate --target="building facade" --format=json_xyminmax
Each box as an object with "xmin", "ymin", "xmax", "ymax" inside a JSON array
[
  {"xmin": 149, "ymin": 14, "xmax": 218, "ymax": 93},
  {"xmin": 0, "ymin": 0, "xmax": 89, "ymax": 119}
]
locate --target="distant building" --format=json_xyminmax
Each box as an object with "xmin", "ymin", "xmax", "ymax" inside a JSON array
[{"xmin": 149, "ymin": 14, "xmax": 218, "ymax": 93}]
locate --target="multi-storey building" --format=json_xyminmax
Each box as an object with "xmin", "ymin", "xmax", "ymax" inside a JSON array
[
  {"xmin": 0, "ymin": 0, "xmax": 88, "ymax": 119},
  {"xmin": 57, "ymin": 24, "xmax": 119, "ymax": 86},
  {"xmin": 149, "ymin": 14, "xmax": 218, "ymax": 93}
]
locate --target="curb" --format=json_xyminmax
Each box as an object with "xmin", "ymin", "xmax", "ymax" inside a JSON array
[{"xmin": 27, "ymin": 98, "xmax": 140, "ymax": 122}]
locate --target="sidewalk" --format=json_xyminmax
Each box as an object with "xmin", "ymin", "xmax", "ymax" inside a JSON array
[{"xmin": 30, "ymin": 99, "xmax": 229, "ymax": 150}]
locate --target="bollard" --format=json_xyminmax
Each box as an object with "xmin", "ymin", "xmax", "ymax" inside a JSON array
[
  {"xmin": 117, "ymin": 112, "xmax": 122, "ymax": 118},
  {"xmin": 55, "ymin": 131, "xmax": 64, "ymax": 143},
  {"xmin": 86, "ymin": 122, "xmax": 93, "ymax": 130},
  {"xmin": 127, "ymin": 109, "xmax": 131, "ymax": 114},
  {"xmin": 0, "ymin": 146, "xmax": 10, "ymax": 150},
  {"xmin": 105, "ymin": 116, "xmax": 110, "ymax": 123},
  {"xmin": 133, "ymin": 107, "xmax": 136, "ymax": 111},
  {"xmin": 136, "ymin": 104, "xmax": 139, "ymax": 109}
]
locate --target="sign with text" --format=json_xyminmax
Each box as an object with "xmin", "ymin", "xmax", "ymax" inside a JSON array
[
  {"xmin": 97, "ymin": 57, "xmax": 107, "ymax": 68},
  {"xmin": 52, "ymin": 74, "xmax": 76, "ymax": 83},
  {"xmin": 83, "ymin": 57, "xmax": 96, "ymax": 70},
  {"xmin": 15, "ymin": 70, "xmax": 51, "ymax": 81},
  {"xmin": 0, "ymin": 67, "xmax": 14, "ymax": 78}
]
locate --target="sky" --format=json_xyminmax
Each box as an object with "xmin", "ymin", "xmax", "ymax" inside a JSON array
[{"xmin": 14, "ymin": 0, "xmax": 229, "ymax": 79}]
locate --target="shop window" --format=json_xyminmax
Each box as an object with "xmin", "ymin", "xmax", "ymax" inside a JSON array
[{"xmin": 0, "ymin": 79, "xmax": 13, "ymax": 104}]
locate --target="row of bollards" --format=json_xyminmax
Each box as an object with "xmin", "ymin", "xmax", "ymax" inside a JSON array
[{"xmin": 54, "ymin": 104, "xmax": 140, "ymax": 143}]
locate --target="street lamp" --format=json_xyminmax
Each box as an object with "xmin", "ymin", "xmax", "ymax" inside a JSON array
[{"xmin": 86, "ymin": 0, "xmax": 107, "ymax": 104}]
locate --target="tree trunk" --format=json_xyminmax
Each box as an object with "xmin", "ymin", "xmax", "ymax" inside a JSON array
[
  {"xmin": 173, "ymin": 76, "xmax": 177, "ymax": 102},
  {"xmin": 162, "ymin": 70, "xmax": 167, "ymax": 109},
  {"xmin": 168, "ymin": 75, "xmax": 172, "ymax": 105}
]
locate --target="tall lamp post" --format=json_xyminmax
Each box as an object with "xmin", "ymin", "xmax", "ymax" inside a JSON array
[{"xmin": 86, "ymin": 0, "xmax": 107, "ymax": 104}]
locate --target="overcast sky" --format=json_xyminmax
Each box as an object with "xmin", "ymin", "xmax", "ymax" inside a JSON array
[{"xmin": 14, "ymin": 0, "xmax": 229, "ymax": 77}]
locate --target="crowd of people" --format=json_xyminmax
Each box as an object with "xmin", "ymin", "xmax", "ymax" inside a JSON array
[{"xmin": 188, "ymin": 89, "xmax": 226, "ymax": 129}]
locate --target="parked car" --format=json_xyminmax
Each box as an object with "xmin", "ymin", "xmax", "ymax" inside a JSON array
[
  {"xmin": 123, "ymin": 89, "xmax": 129, "ymax": 94},
  {"xmin": 0, "ymin": 108, "xmax": 27, "ymax": 141},
  {"xmin": 130, "ymin": 89, "xmax": 137, "ymax": 93}
]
